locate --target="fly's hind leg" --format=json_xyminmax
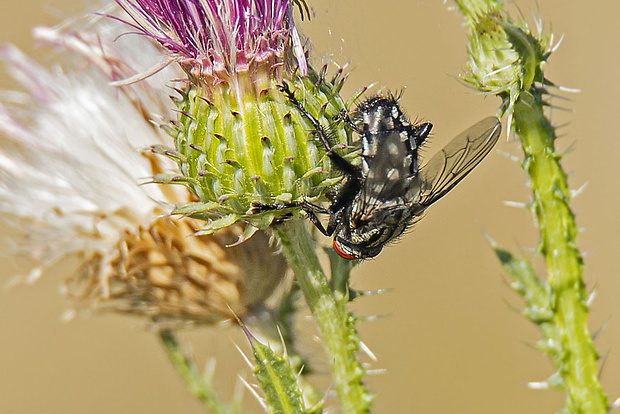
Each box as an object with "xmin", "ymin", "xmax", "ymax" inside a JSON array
[{"xmin": 250, "ymin": 199, "xmax": 334, "ymax": 236}]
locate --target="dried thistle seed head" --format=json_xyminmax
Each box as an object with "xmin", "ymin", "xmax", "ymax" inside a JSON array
[
  {"xmin": 0, "ymin": 31, "xmax": 187, "ymax": 286},
  {"xmin": 64, "ymin": 217, "xmax": 288, "ymax": 328}
]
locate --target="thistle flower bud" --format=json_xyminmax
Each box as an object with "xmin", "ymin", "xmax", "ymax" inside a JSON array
[
  {"xmin": 456, "ymin": 1, "xmax": 552, "ymax": 124},
  {"xmin": 459, "ymin": 6, "xmax": 521, "ymax": 97}
]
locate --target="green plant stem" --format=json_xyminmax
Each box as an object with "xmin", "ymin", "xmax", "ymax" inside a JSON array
[
  {"xmin": 274, "ymin": 219, "xmax": 371, "ymax": 413},
  {"xmin": 158, "ymin": 330, "xmax": 238, "ymax": 414},
  {"xmin": 514, "ymin": 90, "xmax": 607, "ymax": 412}
]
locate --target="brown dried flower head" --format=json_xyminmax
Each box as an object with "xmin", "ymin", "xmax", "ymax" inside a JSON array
[{"xmin": 64, "ymin": 217, "xmax": 288, "ymax": 328}]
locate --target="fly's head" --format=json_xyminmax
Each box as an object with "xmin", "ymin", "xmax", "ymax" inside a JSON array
[{"xmin": 332, "ymin": 201, "xmax": 413, "ymax": 260}]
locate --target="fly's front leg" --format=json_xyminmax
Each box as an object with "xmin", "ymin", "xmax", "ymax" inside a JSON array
[
  {"xmin": 334, "ymin": 109, "xmax": 362, "ymax": 134},
  {"xmin": 279, "ymin": 82, "xmax": 360, "ymax": 178},
  {"xmin": 298, "ymin": 201, "xmax": 334, "ymax": 237},
  {"xmin": 276, "ymin": 82, "xmax": 354, "ymax": 238},
  {"xmin": 250, "ymin": 201, "xmax": 297, "ymax": 214}
]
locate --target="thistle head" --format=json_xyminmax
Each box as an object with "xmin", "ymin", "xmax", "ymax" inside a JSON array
[{"xmin": 116, "ymin": 0, "xmax": 358, "ymax": 236}]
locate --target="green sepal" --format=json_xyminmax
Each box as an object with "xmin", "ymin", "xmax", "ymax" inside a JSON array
[
  {"xmin": 151, "ymin": 145, "xmax": 187, "ymax": 163},
  {"xmin": 192, "ymin": 214, "xmax": 239, "ymax": 235},
  {"xmin": 173, "ymin": 201, "xmax": 222, "ymax": 217}
]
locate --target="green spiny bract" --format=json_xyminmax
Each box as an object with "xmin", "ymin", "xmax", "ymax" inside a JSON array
[{"xmin": 156, "ymin": 67, "xmax": 358, "ymax": 235}]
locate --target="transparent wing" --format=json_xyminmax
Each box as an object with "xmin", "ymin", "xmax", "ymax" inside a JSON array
[{"xmin": 414, "ymin": 116, "xmax": 501, "ymax": 208}]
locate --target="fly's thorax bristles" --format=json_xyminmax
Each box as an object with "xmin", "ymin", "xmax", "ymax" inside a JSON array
[{"xmin": 356, "ymin": 95, "xmax": 411, "ymax": 134}]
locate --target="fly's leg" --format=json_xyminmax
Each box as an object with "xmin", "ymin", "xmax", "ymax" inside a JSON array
[
  {"xmin": 279, "ymin": 82, "xmax": 360, "ymax": 178},
  {"xmin": 250, "ymin": 199, "xmax": 335, "ymax": 236},
  {"xmin": 254, "ymin": 178, "xmax": 358, "ymax": 237},
  {"xmin": 300, "ymin": 202, "xmax": 336, "ymax": 236},
  {"xmin": 334, "ymin": 109, "xmax": 362, "ymax": 134}
]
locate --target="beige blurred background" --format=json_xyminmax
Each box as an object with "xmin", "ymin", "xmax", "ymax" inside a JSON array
[{"xmin": 1, "ymin": 0, "xmax": 618, "ymax": 413}]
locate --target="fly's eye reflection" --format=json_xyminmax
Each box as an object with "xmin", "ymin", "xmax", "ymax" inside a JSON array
[{"xmin": 253, "ymin": 83, "xmax": 501, "ymax": 260}]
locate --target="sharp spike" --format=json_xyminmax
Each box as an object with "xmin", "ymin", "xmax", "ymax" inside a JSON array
[
  {"xmin": 570, "ymin": 181, "xmax": 588, "ymax": 198},
  {"xmin": 365, "ymin": 368, "xmax": 387, "ymax": 376},
  {"xmin": 239, "ymin": 376, "xmax": 267, "ymax": 409},
  {"xmin": 586, "ymin": 289, "xmax": 597, "ymax": 308},
  {"xmin": 235, "ymin": 343, "xmax": 254, "ymax": 369},
  {"xmin": 503, "ymin": 200, "xmax": 529, "ymax": 209},
  {"xmin": 359, "ymin": 340, "xmax": 378, "ymax": 362}
]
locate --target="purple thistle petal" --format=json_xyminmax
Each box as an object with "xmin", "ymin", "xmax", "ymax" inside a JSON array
[{"xmin": 116, "ymin": 0, "xmax": 307, "ymax": 79}]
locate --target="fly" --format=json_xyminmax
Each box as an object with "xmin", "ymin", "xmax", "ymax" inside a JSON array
[{"xmin": 254, "ymin": 82, "xmax": 501, "ymax": 260}]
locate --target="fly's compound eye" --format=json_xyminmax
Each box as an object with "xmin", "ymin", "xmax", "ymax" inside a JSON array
[
  {"xmin": 333, "ymin": 239, "xmax": 358, "ymax": 260},
  {"xmin": 333, "ymin": 237, "xmax": 383, "ymax": 260}
]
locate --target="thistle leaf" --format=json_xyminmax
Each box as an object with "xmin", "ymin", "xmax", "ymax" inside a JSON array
[{"xmin": 244, "ymin": 327, "xmax": 312, "ymax": 414}]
